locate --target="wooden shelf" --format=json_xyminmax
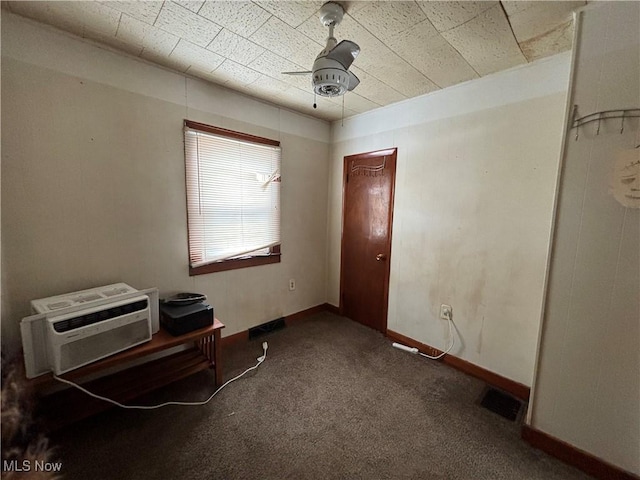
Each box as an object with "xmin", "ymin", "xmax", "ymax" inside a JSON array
[
  {"xmin": 30, "ymin": 318, "xmax": 224, "ymax": 387},
  {"xmin": 33, "ymin": 319, "xmax": 225, "ymax": 430}
]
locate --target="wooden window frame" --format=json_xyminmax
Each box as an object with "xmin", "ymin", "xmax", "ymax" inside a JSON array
[
  {"xmin": 184, "ymin": 120, "xmax": 281, "ymax": 276},
  {"xmin": 189, "ymin": 245, "xmax": 281, "ymax": 275}
]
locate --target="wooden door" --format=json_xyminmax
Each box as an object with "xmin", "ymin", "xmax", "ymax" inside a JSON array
[{"xmin": 340, "ymin": 148, "xmax": 397, "ymax": 333}]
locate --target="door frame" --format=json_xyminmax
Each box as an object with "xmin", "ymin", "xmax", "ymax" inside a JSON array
[{"xmin": 338, "ymin": 147, "xmax": 398, "ymax": 333}]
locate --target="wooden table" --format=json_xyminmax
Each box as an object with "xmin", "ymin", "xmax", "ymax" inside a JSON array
[{"xmin": 33, "ymin": 319, "xmax": 224, "ymax": 430}]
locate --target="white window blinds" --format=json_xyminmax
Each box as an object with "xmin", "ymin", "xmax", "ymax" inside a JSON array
[{"xmin": 184, "ymin": 122, "xmax": 281, "ymax": 268}]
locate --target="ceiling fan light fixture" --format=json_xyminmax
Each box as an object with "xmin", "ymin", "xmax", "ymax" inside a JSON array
[
  {"xmin": 312, "ymin": 63, "xmax": 350, "ymax": 97},
  {"xmin": 315, "ymin": 83, "xmax": 346, "ymax": 97},
  {"xmin": 282, "ymin": 2, "xmax": 360, "ymax": 100}
]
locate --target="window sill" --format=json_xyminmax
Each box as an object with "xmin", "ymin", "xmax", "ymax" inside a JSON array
[{"xmin": 189, "ymin": 253, "xmax": 281, "ymax": 276}]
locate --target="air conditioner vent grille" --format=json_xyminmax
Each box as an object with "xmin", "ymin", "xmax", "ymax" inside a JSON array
[{"xmin": 53, "ymin": 299, "xmax": 148, "ymax": 333}]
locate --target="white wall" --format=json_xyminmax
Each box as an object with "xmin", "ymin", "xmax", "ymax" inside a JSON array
[
  {"xmin": 529, "ymin": 3, "xmax": 639, "ymax": 475},
  {"xmin": 328, "ymin": 53, "xmax": 571, "ymax": 386},
  {"xmin": 1, "ymin": 13, "xmax": 331, "ymax": 353}
]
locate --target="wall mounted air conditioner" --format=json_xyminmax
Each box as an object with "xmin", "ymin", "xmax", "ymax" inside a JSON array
[{"xmin": 21, "ymin": 283, "xmax": 159, "ymax": 378}]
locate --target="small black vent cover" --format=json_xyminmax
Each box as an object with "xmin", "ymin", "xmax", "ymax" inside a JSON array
[
  {"xmin": 479, "ymin": 387, "xmax": 522, "ymax": 421},
  {"xmin": 248, "ymin": 317, "xmax": 285, "ymax": 339}
]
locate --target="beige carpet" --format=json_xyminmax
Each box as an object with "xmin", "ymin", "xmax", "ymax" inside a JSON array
[{"xmin": 51, "ymin": 312, "xmax": 592, "ymax": 479}]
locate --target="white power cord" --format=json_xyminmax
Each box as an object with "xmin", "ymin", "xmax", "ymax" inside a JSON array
[
  {"xmin": 53, "ymin": 341, "xmax": 268, "ymax": 410},
  {"xmin": 392, "ymin": 312, "xmax": 454, "ymax": 360}
]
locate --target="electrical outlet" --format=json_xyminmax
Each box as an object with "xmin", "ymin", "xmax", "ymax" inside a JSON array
[
  {"xmin": 440, "ymin": 304, "xmax": 452, "ymax": 320},
  {"xmin": 289, "ymin": 279, "xmax": 296, "ymax": 291}
]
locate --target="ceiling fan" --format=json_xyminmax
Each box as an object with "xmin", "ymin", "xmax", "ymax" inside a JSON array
[{"xmin": 283, "ymin": 2, "xmax": 360, "ymax": 101}]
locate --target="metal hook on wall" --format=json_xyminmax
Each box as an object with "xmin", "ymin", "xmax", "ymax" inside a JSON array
[{"xmin": 571, "ymin": 106, "xmax": 640, "ymax": 141}]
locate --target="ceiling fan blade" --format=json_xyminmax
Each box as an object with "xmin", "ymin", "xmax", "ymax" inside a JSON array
[
  {"xmin": 325, "ymin": 40, "xmax": 360, "ymax": 70},
  {"xmin": 347, "ymin": 70, "xmax": 360, "ymax": 91},
  {"xmin": 281, "ymin": 71, "xmax": 312, "ymax": 75}
]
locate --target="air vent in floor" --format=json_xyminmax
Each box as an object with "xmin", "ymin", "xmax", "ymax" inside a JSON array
[
  {"xmin": 248, "ymin": 317, "xmax": 285, "ymax": 339},
  {"xmin": 479, "ymin": 387, "xmax": 522, "ymax": 421}
]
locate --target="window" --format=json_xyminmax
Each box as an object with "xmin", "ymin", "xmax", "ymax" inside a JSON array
[{"xmin": 183, "ymin": 120, "xmax": 281, "ymax": 275}]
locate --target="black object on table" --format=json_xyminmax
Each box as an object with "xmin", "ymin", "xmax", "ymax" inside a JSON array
[{"xmin": 159, "ymin": 302, "xmax": 214, "ymax": 336}]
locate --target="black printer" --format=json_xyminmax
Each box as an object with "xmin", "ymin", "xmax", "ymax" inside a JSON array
[{"xmin": 159, "ymin": 293, "xmax": 213, "ymax": 336}]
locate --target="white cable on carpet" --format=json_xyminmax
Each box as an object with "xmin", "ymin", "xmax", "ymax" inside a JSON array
[
  {"xmin": 392, "ymin": 311, "xmax": 454, "ymax": 360},
  {"xmin": 53, "ymin": 342, "xmax": 268, "ymax": 410}
]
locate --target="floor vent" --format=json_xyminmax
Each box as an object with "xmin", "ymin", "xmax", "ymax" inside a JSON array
[
  {"xmin": 479, "ymin": 387, "xmax": 522, "ymax": 421},
  {"xmin": 248, "ymin": 317, "xmax": 285, "ymax": 339}
]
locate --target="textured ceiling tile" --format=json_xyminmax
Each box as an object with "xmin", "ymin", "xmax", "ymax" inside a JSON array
[
  {"xmin": 519, "ymin": 20, "xmax": 574, "ymax": 62},
  {"xmin": 349, "ymin": 66, "xmax": 405, "ymax": 106},
  {"xmin": 441, "ymin": 4, "xmax": 527, "ymax": 76},
  {"xmin": 248, "ymin": 51, "xmax": 311, "ymax": 91},
  {"xmin": 245, "ymin": 74, "xmax": 292, "ymax": 96},
  {"xmin": 209, "ymin": 59, "xmax": 261, "ymax": 86},
  {"xmin": 374, "ymin": 53, "xmax": 439, "ymax": 97},
  {"xmin": 249, "ymin": 50, "xmax": 307, "ymax": 77},
  {"xmin": 340, "ymin": 27, "xmax": 438, "ymax": 97},
  {"xmin": 140, "ymin": 50, "xmax": 194, "ymax": 73},
  {"xmin": 502, "ymin": 1, "xmax": 534, "ymax": 17},
  {"xmin": 273, "ymin": 87, "xmax": 315, "ymax": 111},
  {"xmin": 170, "ymin": 39, "xmax": 225, "ymax": 73},
  {"xmin": 254, "ymin": 1, "xmax": 324, "ymax": 28},
  {"xmin": 319, "ymin": 92, "xmax": 367, "ymax": 114},
  {"xmin": 274, "ymin": 88, "xmax": 353, "ymax": 121},
  {"xmin": 6, "ymin": 0, "xmax": 578, "ymax": 122},
  {"xmin": 343, "ymin": 93, "xmax": 382, "ymax": 112},
  {"xmin": 503, "ymin": 1, "xmax": 582, "ymax": 42},
  {"xmin": 278, "ymin": 71, "xmax": 313, "ymax": 92},
  {"xmin": 416, "ymin": 1, "xmax": 497, "ymax": 32},
  {"xmin": 207, "ymin": 28, "xmax": 265, "ymax": 65},
  {"xmin": 343, "ymin": 1, "xmax": 371, "ymax": 16},
  {"xmin": 100, "ymin": 1, "xmax": 162, "ymax": 25},
  {"xmin": 250, "ymin": 16, "xmax": 323, "ymax": 71},
  {"xmin": 242, "ymin": 76, "xmax": 337, "ymax": 117},
  {"xmin": 315, "ymin": 102, "xmax": 358, "ymax": 121},
  {"xmin": 350, "ymin": 1, "xmax": 427, "ymax": 44},
  {"xmin": 278, "ymin": 87, "xmax": 314, "ymax": 104},
  {"xmin": 502, "ymin": 1, "xmax": 578, "ymax": 17},
  {"xmin": 198, "ymin": 1, "xmax": 271, "ymax": 38},
  {"xmin": 140, "ymin": 29, "xmax": 182, "ymax": 58},
  {"xmin": 281, "ymin": 85, "xmax": 338, "ymax": 120},
  {"xmin": 117, "ymin": 14, "xmax": 180, "ymax": 57},
  {"xmin": 321, "ymin": 95, "xmax": 348, "ymax": 110},
  {"xmin": 296, "ymin": 7, "xmax": 336, "ymax": 44},
  {"xmin": 172, "ymin": 1, "xmax": 205, "ymax": 14},
  {"xmin": 155, "ymin": 1, "xmax": 221, "ymax": 48},
  {"xmin": 386, "ymin": 21, "xmax": 478, "ymax": 88}
]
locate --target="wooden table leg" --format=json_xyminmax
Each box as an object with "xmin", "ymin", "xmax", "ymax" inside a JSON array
[
  {"xmin": 213, "ymin": 329, "xmax": 222, "ymax": 387},
  {"xmin": 197, "ymin": 337, "xmax": 212, "ymax": 365}
]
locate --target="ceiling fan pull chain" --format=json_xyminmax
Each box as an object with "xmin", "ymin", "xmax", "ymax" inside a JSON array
[{"xmin": 314, "ymin": 92, "xmax": 317, "ymax": 109}]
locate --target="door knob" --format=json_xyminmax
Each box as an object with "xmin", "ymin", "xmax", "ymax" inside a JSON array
[{"xmin": 376, "ymin": 253, "xmax": 387, "ymax": 261}]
